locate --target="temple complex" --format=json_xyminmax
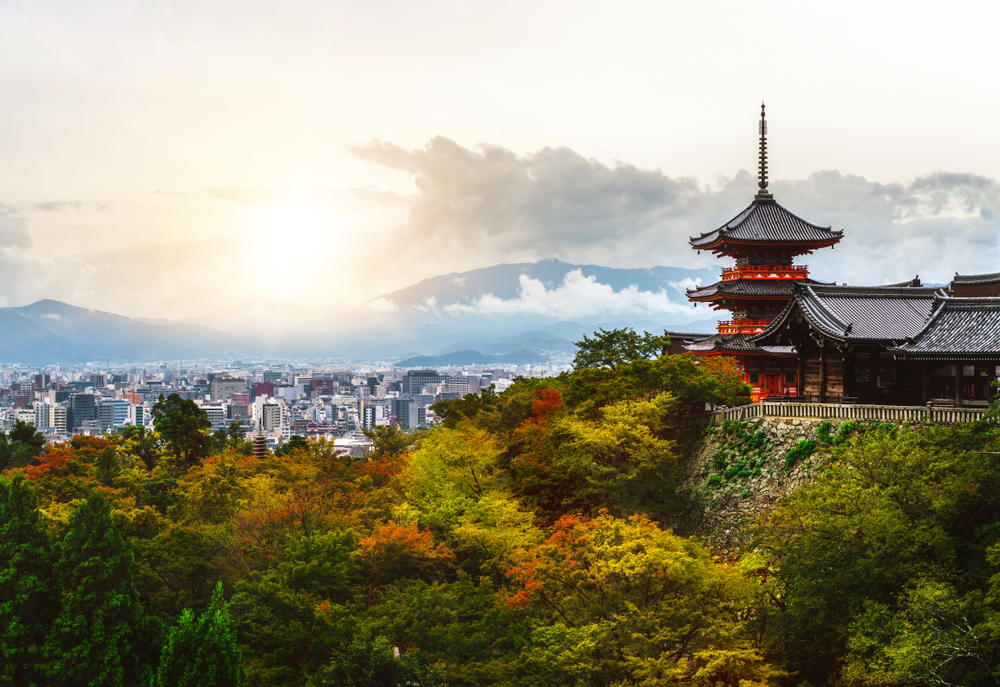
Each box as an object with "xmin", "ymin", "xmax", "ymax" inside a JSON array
[{"xmin": 673, "ymin": 106, "xmax": 1000, "ymax": 408}]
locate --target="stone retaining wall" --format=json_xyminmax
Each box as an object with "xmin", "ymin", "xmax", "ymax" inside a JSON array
[{"xmin": 669, "ymin": 417, "xmax": 841, "ymax": 551}]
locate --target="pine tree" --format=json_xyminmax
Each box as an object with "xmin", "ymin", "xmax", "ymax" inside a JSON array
[
  {"xmin": 156, "ymin": 582, "xmax": 244, "ymax": 687},
  {"xmin": 0, "ymin": 473, "xmax": 57, "ymax": 686},
  {"xmin": 43, "ymin": 493, "xmax": 154, "ymax": 687}
]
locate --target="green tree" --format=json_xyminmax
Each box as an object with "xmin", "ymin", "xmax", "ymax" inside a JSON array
[
  {"xmin": 227, "ymin": 422, "xmax": 248, "ymax": 452},
  {"xmin": 156, "ymin": 582, "xmax": 244, "ymax": 687},
  {"xmin": 118, "ymin": 424, "xmax": 160, "ymax": 470},
  {"xmin": 0, "ymin": 473, "xmax": 57, "ymax": 686},
  {"xmin": 306, "ymin": 626, "xmax": 421, "ymax": 687},
  {"xmin": 8, "ymin": 420, "xmax": 46, "ymax": 456},
  {"xmin": 361, "ymin": 424, "xmax": 414, "ymax": 459},
  {"xmin": 572, "ymin": 327, "xmax": 669, "ymax": 371},
  {"xmin": 44, "ymin": 493, "xmax": 156, "ymax": 687},
  {"xmin": 152, "ymin": 393, "xmax": 212, "ymax": 468},
  {"xmin": 0, "ymin": 420, "xmax": 48, "ymax": 472},
  {"xmin": 211, "ymin": 428, "xmax": 229, "ymax": 455},
  {"xmin": 507, "ymin": 512, "xmax": 780, "ymax": 686},
  {"xmin": 751, "ymin": 424, "xmax": 1000, "ymax": 685},
  {"xmin": 274, "ymin": 435, "xmax": 309, "ymax": 458}
]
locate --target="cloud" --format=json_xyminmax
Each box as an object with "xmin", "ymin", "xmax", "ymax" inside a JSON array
[
  {"xmin": 34, "ymin": 201, "xmax": 84, "ymax": 212},
  {"xmin": 0, "ymin": 206, "xmax": 32, "ymax": 250},
  {"xmin": 368, "ymin": 297, "xmax": 398, "ymax": 312},
  {"xmin": 443, "ymin": 269, "xmax": 696, "ymax": 319},
  {"xmin": 347, "ymin": 137, "xmax": 709, "ymax": 268},
  {"xmin": 350, "ymin": 136, "xmax": 1000, "ymax": 288},
  {"xmin": 40, "ymin": 313, "xmax": 61, "ymax": 320}
]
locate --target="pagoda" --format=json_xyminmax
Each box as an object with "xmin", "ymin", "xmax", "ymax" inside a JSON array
[{"xmin": 682, "ymin": 104, "xmax": 844, "ymax": 401}]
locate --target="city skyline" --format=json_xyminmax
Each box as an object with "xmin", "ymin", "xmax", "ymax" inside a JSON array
[{"xmin": 1, "ymin": 1, "xmax": 998, "ymax": 323}]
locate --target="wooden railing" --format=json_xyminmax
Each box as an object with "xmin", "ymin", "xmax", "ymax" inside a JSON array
[
  {"xmin": 720, "ymin": 264, "xmax": 810, "ymax": 281},
  {"xmin": 682, "ymin": 402, "xmax": 989, "ymax": 428},
  {"xmin": 717, "ymin": 318, "xmax": 774, "ymax": 335}
]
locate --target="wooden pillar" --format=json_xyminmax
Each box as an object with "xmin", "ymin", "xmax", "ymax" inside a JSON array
[
  {"xmin": 955, "ymin": 363, "xmax": 963, "ymax": 407},
  {"xmin": 819, "ymin": 341, "xmax": 827, "ymax": 404},
  {"xmin": 921, "ymin": 361, "xmax": 931, "ymax": 403},
  {"xmin": 797, "ymin": 352, "xmax": 805, "ymax": 400}
]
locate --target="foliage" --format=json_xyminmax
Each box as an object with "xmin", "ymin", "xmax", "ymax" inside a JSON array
[
  {"xmin": 705, "ymin": 421, "xmax": 775, "ymax": 488},
  {"xmin": 361, "ymin": 424, "xmax": 415, "ymax": 459},
  {"xmin": 152, "ymin": 393, "xmax": 212, "ymax": 469},
  {"xmin": 274, "ymin": 435, "xmax": 309, "ymax": 457},
  {"xmin": 156, "ymin": 582, "xmax": 244, "ymax": 687},
  {"xmin": 11, "ymin": 351, "xmax": 991, "ymax": 686},
  {"xmin": 784, "ymin": 438, "xmax": 816, "ymax": 471},
  {"xmin": 0, "ymin": 473, "xmax": 57, "ymax": 686},
  {"xmin": 506, "ymin": 511, "xmax": 782, "ymax": 686},
  {"xmin": 0, "ymin": 420, "xmax": 48, "ymax": 472},
  {"xmin": 305, "ymin": 625, "xmax": 422, "ymax": 687},
  {"xmin": 752, "ymin": 423, "xmax": 1000, "ymax": 685},
  {"xmin": 572, "ymin": 327, "xmax": 670, "ymax": 371},
  {"xmin": 44, "ymin": 493, "xmax": 156, "ymax": 687}
]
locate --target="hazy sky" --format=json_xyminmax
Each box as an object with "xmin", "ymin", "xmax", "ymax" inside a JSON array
[{"xmin": 1, "ymin": 0, "xmax": 999, "ymax": 324}]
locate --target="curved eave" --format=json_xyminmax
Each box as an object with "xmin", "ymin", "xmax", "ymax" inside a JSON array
[
  {"xmin": 687, "ymin": 292, "xmax": 795, "ymax": 303},
  {"xmin": 690, "ymin": 236, "xmax": 843, "ymax": 253},
  {"xmin": 750, "ymin": 285, "xmax": 850, "ymax": 344}
]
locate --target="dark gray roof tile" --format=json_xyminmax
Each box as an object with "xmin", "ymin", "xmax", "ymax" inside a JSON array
[
  {"xmin": 690, "ymin": 197, "xmax": 844, "ymax": 248},
  {"xmin": 890, "ymin": 297, "xmax": 1000, "ymax": 358}
]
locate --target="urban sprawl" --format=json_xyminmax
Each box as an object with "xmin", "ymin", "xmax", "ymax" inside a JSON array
[{"xmin": 3, "ymin": 361, "xmax": 573, "ymax": 456}]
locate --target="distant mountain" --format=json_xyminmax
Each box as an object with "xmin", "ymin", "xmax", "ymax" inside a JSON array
[
  {"xmin": 0, "ymin": 260, "xmax": 724, "ymax": 364},
  {"xmin": 0, "ymin": 299, "xmax": 242, "ymax": 364},
  {"xmin": 396, "ymin": 349, "xmax": 550, "ymax": 368},
  {"xmin": 345, "ymin": 259, "xmax": 723, "ymax": 361}
]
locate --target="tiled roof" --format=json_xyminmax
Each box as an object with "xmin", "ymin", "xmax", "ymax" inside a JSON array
[
  {"xmin": 952, "ymin": 272, "xmax": 1000, "ymax": 285},
  {"xmin": 753, "ymin": 282, "xmax": 944, "ymax": 344},
  {"xmin": 687, "ymin": 277, "xmax": 829, "ymax": 300},
  {"xmin": 889, "ymin": 297, "xmax": 1000, "ymax": 358},
  {"xmin": 683, "ymin": 332, "xmax": 795, "ymax": 356},
  {"xmin": 690, "ymin": 197, "xmax": 844, "ymax": 249}
]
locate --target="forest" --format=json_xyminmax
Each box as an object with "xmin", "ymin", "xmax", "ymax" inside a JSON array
[{"xmin": 3, "ymin": 333, "xmax": 1000, "ymax": 687}]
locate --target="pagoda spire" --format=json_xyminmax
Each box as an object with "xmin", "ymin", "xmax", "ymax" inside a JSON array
[{"xmin": 757, "ymin": 102, "xmax": 769, "ymax": 194}]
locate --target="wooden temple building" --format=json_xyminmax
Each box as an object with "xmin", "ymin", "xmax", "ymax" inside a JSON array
[{"xmin": 672, "ymin": 106, "xmax": 1000, "ymax": 408}]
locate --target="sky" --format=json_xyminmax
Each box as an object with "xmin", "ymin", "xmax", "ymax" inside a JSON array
[{"xmin": 1, "ymin": 0, "xmax": 999, "ymax": 326}]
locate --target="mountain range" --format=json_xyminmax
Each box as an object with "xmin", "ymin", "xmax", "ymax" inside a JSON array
[{"xmin": 0, "ymin": 260, "xmax": 723, "ymax": 365}]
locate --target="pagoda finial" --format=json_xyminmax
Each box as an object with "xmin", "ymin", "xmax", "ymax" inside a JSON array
[{"xmin": 757, "ymin": 102, "xmax": 768, "ymax": 191}]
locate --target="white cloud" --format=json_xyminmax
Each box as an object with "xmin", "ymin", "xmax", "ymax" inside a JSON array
[
  {"xmin": 368, "ymin": 297, "xmax": 398, "ymax": 312},
  {"xmin": 443, "ymin": 269, "xmax": 696, "ymax": 319},
  {"xmin": 669, "ymin": 277, "xmax": 702, "ymax": 295},
  {"xmin": 40, "ymin": 313, "xmax": 61, "ymax": 320}
]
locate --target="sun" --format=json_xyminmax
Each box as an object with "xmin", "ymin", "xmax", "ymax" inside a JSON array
[{"xmin": 249, "ymin": 201, "xmax": 338, "ymax": 266}]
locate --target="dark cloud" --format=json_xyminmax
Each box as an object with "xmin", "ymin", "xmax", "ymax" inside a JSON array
[
  {"xmin": 347, "ymin": 137, "xmax": 707, "ymax": 262},
  {"xmin": 350, "ymin": 137, "xmax": 1000, "ymax": 286}
]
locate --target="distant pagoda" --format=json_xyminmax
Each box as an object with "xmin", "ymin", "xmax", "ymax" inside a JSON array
[{"xmin": 682, "ymin": 104, "xmax": 844, "ymax": 401}]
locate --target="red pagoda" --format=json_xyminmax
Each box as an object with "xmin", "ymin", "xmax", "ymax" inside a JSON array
[{"xmin": 681, "ymin": 104, "xmax": 843, "ymax": 401}]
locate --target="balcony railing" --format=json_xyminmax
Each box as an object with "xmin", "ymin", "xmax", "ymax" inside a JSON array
[
  {"xmin": 681, "ymin": 402, "xmax": 989, "ymax": 429},
  {"xmin": 720, "ymin": 264, "xmax": 810, "ymax": 281},
  {"xmin": 717, "ymin": 318, "xmax": 774, "ymax": 335}
]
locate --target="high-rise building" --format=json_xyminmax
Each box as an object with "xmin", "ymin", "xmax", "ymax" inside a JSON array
[
  {"xmin": 68, "ymin": 393, "xmax": 96, "ymax": 431},
  {"xmin": 211, "ymin": 375, "xmax": 247, "ymax": 402},
  {"xmin": 403, "ymin": 370, "xmax": 443, "ymax": 395},
  {"xmin": 389, "ymin": 398, "xmax": 418, "ymax": 429}
]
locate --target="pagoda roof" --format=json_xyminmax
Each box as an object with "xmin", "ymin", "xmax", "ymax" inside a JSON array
[
  {"xmin": 952, "ymin": 271, "xmax": 1000, "ymax": 285},
  {"xmin": 690, "ymin": 195, "xmax": 844, "ymax": 250},
  {"xmin": 888, "ymin": 297, "xmax": 1000, "ymax": 360},
  {"xmin": 681, "ymin": 332, "xmax": 795, "ymax": 356},
  {"xmin": 687, "ymin": 276, "xmax": 831, "ymax": 301},
  {"xmin": 752, "ymin": 281, "xmax": 944, "ymax": 345}
]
